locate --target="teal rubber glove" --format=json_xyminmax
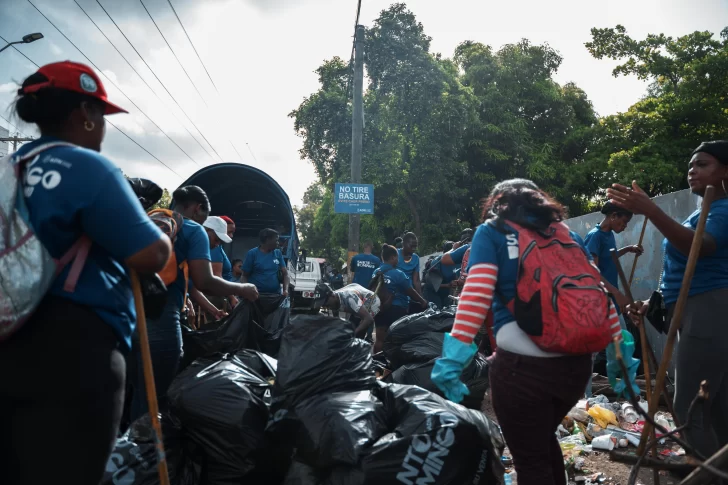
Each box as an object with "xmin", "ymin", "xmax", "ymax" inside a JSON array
[
  {"xmin": 606, "ymin": 329, "xmax": 641, "ymax": 398},
  {"xmin": 431, "ymin": 333, "xmax": 478, "ymax": 403}
]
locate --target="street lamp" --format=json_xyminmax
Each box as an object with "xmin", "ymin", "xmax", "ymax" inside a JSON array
[{"xmin": 0, "ymin": 32, "xmax": 44, "ymax": 54}]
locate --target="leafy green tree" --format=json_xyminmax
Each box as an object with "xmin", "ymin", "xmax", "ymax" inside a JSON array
[{"xmin": 585, "ymin": 25, "xmax": 728, "ymax": 196}]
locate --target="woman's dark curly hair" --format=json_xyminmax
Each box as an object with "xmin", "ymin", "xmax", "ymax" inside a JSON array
[{"xmin": 481, "ymin": 178, "xmax": 567, "ymax": 231}]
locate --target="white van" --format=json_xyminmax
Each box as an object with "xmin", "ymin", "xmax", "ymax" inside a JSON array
[{"xmin": 293, "ymin": 257, "xmax": 325, "ymax": 312}]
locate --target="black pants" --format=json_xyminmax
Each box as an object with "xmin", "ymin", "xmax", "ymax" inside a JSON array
[
  {"xmin": 670, "ymin": 289, "xmax": 728, "ymax": 458},
  {"xmin": 0, "ymin": 296, "xmax": 126, "ymax": 485},
  {"xmin": 490, "ymin": 349, "xmax": 592, "ymax": 485},
  {"xmin": 375, "ymin": 305, "xmax": 408, "ymax": 329}
]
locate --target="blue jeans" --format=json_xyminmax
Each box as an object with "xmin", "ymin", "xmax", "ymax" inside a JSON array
[{"xmin": 130, "ymin": 300, "xmax": 183, "ymax": 422}]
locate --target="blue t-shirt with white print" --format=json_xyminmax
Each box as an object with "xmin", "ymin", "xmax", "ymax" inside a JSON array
[
  {"xmin": 373, "ymin": 263, "xmax": 412, "ymax": 307},
  {"xmin": 351, "ymin": 253, "xmax": 382, "ymax": 287},
  {"xmin": 14, "ymin": 137, "xmax": 163, "ymax": 352}
]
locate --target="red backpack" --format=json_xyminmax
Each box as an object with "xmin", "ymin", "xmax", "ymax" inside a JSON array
[{"xmin": 503, "ymin": 220, "xmax": 612, "ymax": 354}]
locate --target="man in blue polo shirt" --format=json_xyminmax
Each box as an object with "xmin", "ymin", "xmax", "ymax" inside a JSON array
[{"xmin": 350, "ymin": 240, "xmax": 382, "ymax": 287}]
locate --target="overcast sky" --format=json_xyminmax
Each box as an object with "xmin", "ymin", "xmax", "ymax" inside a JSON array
[{"xmin": 1, "ymin": 0, "xmax": 726, "ymax": 207}]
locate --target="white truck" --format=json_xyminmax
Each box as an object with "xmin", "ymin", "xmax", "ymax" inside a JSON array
[{"xmin": 293, "ymin": 257, "xmax": 326, "ymax": 313}]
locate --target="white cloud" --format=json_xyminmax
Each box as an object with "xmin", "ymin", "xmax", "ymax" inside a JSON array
[{"xmin": 0, "ymin": 83, "xmax": 16, "ymax": 94}]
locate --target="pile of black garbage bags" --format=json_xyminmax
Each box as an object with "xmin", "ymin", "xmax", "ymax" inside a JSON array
[
  {"xmin": 104, "ymin": 306, "xmax": 504, "ymax": 485},
  {"xmin": 382, "ymin": 308, "xmax": 490, "ymax": 410}
]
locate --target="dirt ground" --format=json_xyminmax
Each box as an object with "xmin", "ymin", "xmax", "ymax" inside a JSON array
[{"xmin": 480, "ymin": 392, "xmax": 683, "ymax": 485}]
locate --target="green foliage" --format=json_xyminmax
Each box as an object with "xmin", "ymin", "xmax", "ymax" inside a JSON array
[
  {"xmin": 584, "ymin": 25, "xmax": 728, "ymax": 197},
  {"xmin": 291, "ymin": 6, "xmax": 728, "ymax": 254},
  {"xmin": 148, "ymin": 188, "xmax": 172, "ymax": 211}
]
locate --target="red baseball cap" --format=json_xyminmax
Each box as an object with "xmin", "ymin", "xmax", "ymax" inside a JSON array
[
  {"xmin": 20, "ymin": 61, "xmax": 127, "ymax": 115},
  {"xmin": 219, "ymin": 216, "xmax": 234, "ymax": 225}
]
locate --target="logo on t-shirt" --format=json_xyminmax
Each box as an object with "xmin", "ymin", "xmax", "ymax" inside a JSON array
[
  {"xmin": 357, "ymin": 260, "xmax": 377, "ymax": 269},
  {"xmin": 23, "ymin": 164, "xmax": 63, "ymax": 196},
  {"xmin": 506, "ymin": 234, "xmax": 519, "ymax": 259}
]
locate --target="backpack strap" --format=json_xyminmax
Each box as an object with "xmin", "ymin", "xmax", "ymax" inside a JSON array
[
  {"xmin": 13, "ymin": 141, "xmax": 91, "ymax": 294},
  {"xmin": 58, "ymin": 235, "xmax": 92, "ymax": 293},
  {"xmin": 12, "ymin": 141, "xmax": 77, "ymax": 169}
]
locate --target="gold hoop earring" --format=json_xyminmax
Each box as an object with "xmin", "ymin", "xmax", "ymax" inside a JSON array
[{"xmin": 84, "ymin": 121, "xmax": 95, "ymax": 132}]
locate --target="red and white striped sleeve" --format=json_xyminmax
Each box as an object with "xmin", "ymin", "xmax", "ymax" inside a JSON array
[
  {"xmin": 608, "ymin": 300, "xmax": 623, "ymax": 343},
  {"xmin": 451, "ymin": 263, "xmax": 498, "ymax": 345}
]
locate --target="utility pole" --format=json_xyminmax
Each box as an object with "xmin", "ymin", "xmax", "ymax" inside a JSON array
[
  {"xmin": 347, "ymin": 24, "xmax": 365, "ymax": 272},
  {"xmin": 0, "ymin": 135, "xmax": 34, "ymax": 152}
]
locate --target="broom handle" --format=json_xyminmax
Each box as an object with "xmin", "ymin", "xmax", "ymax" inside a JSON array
[
  {"xmin": 628, "ymin": 216, "xmax": 649, "ymax": 288},
  {"xmin": 611, "ymin": 249, "xmax": 653, "ymax": 404},
  {"xmin": 130, "ymin": 270, "xmax": 171, "ymax": 485},
  {"xmin": 611, "ymin": 249, "xmax": 661, "ymax": 485},
  {"xmin": 637, "ymin": 186, "xmax": 715, "ymax": 455}
]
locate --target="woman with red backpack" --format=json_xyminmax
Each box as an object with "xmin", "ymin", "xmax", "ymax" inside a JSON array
[
  {"xmin": 431, "ymin": 179, "xmax": 622, "ymax": 485},
  {"xmin": 0, "ymin": 62, "xmax": 172, "ymax": 485}
]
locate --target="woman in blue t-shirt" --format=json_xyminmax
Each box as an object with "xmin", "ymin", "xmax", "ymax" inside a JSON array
[
  {"xmin": 614, "ymin": 141, "xmax": 728, "ymax": 459},
  {"xmin": 432, "ymin": 179, "xmax": 622, "ymax": 485},
  {"xmin": 1, "ymin": 62, "xmax": 172, "ymax": 484},
  {"xmin": 372, "ymin": 244, "xmax": 428, "ymax": 353},
  {"xmin": 130, "ymin": 187, "xmax": 259, "ymax": 421},
  {"xmin": 242, "ymin": 228, "xmax": 291, "ymax": 296}
]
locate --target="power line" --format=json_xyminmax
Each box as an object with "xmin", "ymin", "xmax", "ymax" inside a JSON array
[
  {"xmin": 229, "ymin": 140, "xmax": 244, "ymax": 161},
  {"xmin": 139, "ymin": 0, "xmax": 208, "ymax": 107},
  {"xmin": 73, "ymin": 0, "xmax": 216, "ymax": 164},
  {"xmin": 246, "ymin": 142, "xmax": 258, "ymax": 162},
  {"xmin": 26, "ymin": 0, "xmax": 204, "ymax": 168},
  {"xmin": 106, "ymin": 120, "xmax": 183, "ymax": 178},
  {"xmin": 0, "ymin": 110, "xmax": 31, "ymax": 138},
  {"xmin": 141, "ymin": 0, "xmax": 257, "ymax": 165},
  {"xmin": 165, "ymin": 0, "xmax": 218, "ymax": 93},
  {"xmin": 161, "ymin": 0, "xmax": 259, "ymax": 164},
  {"xmin": 94, "ymin": 0, "xmax": 225, "ymax": 163},
  {"xmin": 0, "ymin": 35, "xmax": 182, "ymax": 178},
  {"xmin": 0, "ymin": 33, "xmax": 38, "ymax": 69}
]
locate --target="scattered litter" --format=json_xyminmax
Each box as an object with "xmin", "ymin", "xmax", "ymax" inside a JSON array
[
  {"xmin": 588, "ymin": 405, "xmax": 618, "ymax": 428},
  {"xmin": 591, "ymin": 434, "xmax": 616, "ymax": 451}
]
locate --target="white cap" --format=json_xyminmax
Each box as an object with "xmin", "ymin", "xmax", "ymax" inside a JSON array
[{"xmin": 203, "ymin": 216, "xmax": 232, "ymax": 243}]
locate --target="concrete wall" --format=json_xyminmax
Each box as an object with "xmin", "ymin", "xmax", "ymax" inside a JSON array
[{"xmin": 564, "ymin": 189, "xmax": 701, "ymax": 374}]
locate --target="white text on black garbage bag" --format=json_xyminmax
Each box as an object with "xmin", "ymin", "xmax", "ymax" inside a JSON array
[{"xmin": 396, "ymin": 427, "xmax": 455, "ymax": 485}]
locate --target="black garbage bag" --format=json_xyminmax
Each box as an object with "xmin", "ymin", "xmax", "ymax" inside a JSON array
[
  {"xmin": 128, "ymin": 177, "xmax": 164, "ymax": 210},
  {"xmin": 389, "ymin": 354, "xmax": 490, "ymax": 411},
  {"xmin": 388, "ymin": 360, "xmax": 444, "ymax": 397},
  {"xmin": 250, "ymin": 293, "xmax": 291, "ymax": 358},
  {"xmin": 288, "ymin": 391, "xmax": 388, "ymax": 468},
  {"xmin": 167, "ymin": 351, "xmax": 273, "ymax": 484},
  {"xmin": 102, "ymin": 414, "xmax": 196, "ymax": 485},
  {"xmin": 283, "ymin": 462, "xmax": 365, "ymax": 485},
  {"xmin": 273, "ymin": 314, "xmax": 376, "ymax": 408},
  {"xmin": 461, "ymin": 353, "xmax": 490, "ymax": 410},
  {"xmin": 386, "ymin": 332, "xmax": 444, "ymax": 370},
  {"xmin": 383, "ymin": 309, "xmax": 454, "ymax": 368},
  {"xmin": 179, "ymin": 301, "xmax": 254, "ymax": 372},
  {"xmin": 363, "ymin": 383, "xmax": 505, "ymax": 484}
]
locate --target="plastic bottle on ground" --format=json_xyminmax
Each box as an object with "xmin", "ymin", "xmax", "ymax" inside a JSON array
[{"xmin": 621, "ymin": 402, "xmax": 639, "ymax": 424}]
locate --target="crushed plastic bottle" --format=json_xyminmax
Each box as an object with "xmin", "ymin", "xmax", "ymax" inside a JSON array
[{"xmin": 621, "ymin": 402, "xmax": 640, "ymax": 424}]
